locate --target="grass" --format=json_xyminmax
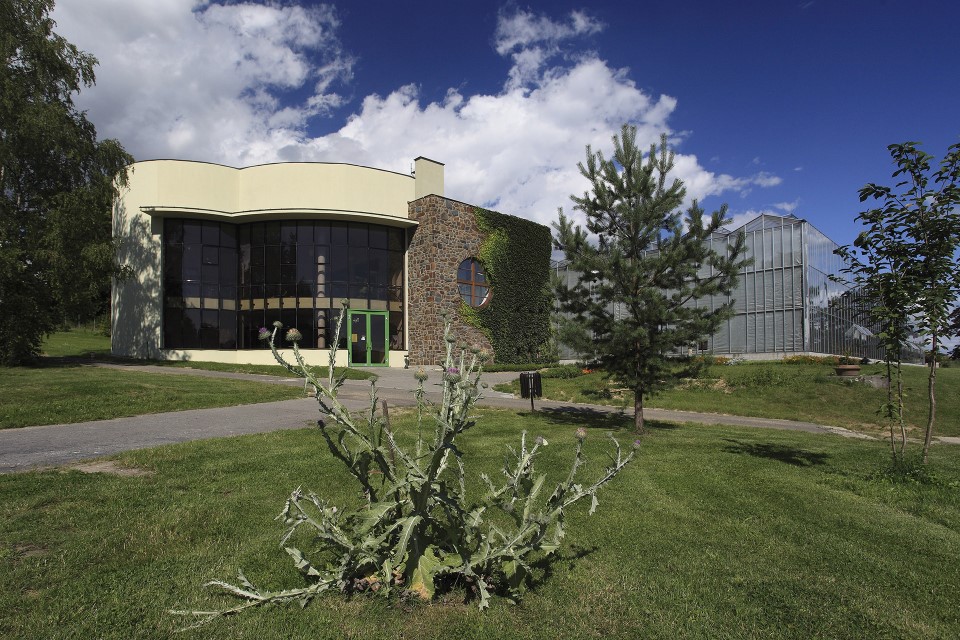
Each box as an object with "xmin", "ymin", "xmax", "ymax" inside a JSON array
[
  {"xmin": 41, "ymin": 328, "xmax": 376, "ymax": 380},
  {"xmin": 497, "ymin": 362, "xmax": 960, "ymax": 438},
  {"xmin": 152, "ymin": 360, "xmax": 376, "ymax": 381},
  {"xmin": 1, "ymin": 408, "xmax": 959, "ymax": 639},
  {"xmin": 40, "ymin": 327, "xmax": 112, "ymax": 358},
  {"xmin": 0, "ymin": 363, "xmax": 305, "ymax": 429},
  {"xmin": 0, "ymin": 329, "xmax": 378, "ymax": 429}
]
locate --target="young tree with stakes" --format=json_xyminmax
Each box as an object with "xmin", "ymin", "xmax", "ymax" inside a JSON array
[
  {"xmin": 554, "ymin": 126, "xmax": 748, "ymax": 434},
  {"xmin": 834, "ymin": 207, "xmax": 914, "ymax": 459},
  {"xmin": 841, "ymin": 140, "xmax": 960, "ymax": 464}
]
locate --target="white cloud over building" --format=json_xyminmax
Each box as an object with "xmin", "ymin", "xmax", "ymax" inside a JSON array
[{"xmin": 52, "ymin": 2, "xmax": 782, "ymax": 229}]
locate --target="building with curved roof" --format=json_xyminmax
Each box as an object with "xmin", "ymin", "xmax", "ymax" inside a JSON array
[{"xmin": 111, "ymin": 157, "xmax": 552, "ymax": 367}]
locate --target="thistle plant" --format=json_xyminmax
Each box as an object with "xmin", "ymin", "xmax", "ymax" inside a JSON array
[{"xmin": 174, "ymin": 305, "xmax": 634, "ymax": 628}]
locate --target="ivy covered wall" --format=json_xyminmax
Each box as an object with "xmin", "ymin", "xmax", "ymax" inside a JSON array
[
  {"xmin": 462, "ymin": 208, "xmax": 553, "ymax": 363},
  {"xmin": 407, "ymin": 196, "xmax": 552, "ymax": 365}
]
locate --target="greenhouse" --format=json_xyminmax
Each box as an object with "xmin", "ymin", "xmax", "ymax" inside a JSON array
[{"xmin": 553, "ymin": 213, "xmax": 923, "ymax": 363}]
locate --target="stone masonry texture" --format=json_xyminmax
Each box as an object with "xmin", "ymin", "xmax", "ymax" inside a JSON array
[{"xmin": 407, "ymin": 196, "xmax": 494, "ymax": 366}]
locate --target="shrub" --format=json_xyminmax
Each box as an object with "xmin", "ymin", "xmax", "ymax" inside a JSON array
[
  {"xmin": 725, "ymin": 367, "xmax": 799, "ymax": 389},
  {"xmin": 782, "ymin": 355, "xmax": 840, "ymax": 365},
  {"xmin": 483, "ymin": 362, "xmax": 559, "ymax": 373},
  {"xmin": 540, "ymin": 364, "xmax": 585, "ymax": 379},
  {"xmin": 175, "ymin": 309, "xmax": 634, "ymax": 628}
]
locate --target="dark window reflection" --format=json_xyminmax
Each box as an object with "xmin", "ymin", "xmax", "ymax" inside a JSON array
[{"xmin": 164, "ymin": 218, "xmax": 406, "ymax": 351}]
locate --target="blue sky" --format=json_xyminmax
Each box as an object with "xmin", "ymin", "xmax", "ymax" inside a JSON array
[{"xmin": 53, "ymin": 0, "xmax": 959, "ymax": 248}]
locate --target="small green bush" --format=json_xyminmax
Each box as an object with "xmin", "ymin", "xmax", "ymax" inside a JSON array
[
  {"xmin": 782, "ymin": 355, "xmax": 839, "ymax": 365},
  {"xmin": 540, "ymin": 364, "xmax": 585, "ymax": 379},
  {"xmin": 483, "ymin": 362, "xmax": 560, "ymax": 373},
  {"xmin": 726, "ymin": 368, "xmax": 797, "ymax": 389},
  {"xmin": 870, "ymin": 455, "xmax": 942, "ymax": 486}
]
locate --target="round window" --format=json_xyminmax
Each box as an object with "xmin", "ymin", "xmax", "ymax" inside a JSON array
[{"xmin": 457, "ymin": 258, "xmax": 490, "ymax": 307}]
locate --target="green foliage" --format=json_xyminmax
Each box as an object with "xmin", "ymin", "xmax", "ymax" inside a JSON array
[
  {"xmin": 870, "ymin": 454, "xmax": 943, "ymax": 486},
  {"xmin": 0, "ymin": 0, "xmax": 133, "ymax": 364},
  {"xmin": 463, "ymin": 207, "xmax": 553, "ymax": 364},
  {"xmin": 837, "ymin": 139, "xmax": 960, "ymax": 463},
  {"xmin": 554, "ymin": 125, "xmax": 749, "ymax": 432},
  {"xmin": 539, "ymin": 365, "xmax": 585, "ymax": 379},
  {"xmin": 948, "ymin": 308, "xmax": 959, "ymax": 360},
  {"xmin": 177, "ymin": 309, "xmax": 634, "ymax": 628},
  {"xmin": 482, "ymin": 361, "xmax": 559, "ymax": 373},
  {"xmin": 721, "ymin": 367, "xmax": 799, "ymax": 389}
]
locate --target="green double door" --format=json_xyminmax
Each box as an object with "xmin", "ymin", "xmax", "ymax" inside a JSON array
[{"xmin": 348, "ymin": 310, "xmax": 389, "ymax": 366}]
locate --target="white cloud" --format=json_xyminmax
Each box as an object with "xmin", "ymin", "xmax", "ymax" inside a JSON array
[
  {"xmin": 52, "ymin": 0, "xmax": 353, "ymax": 166},
  {"xmin": 493, "ymin": 8, "xmax": 603, "ymax": 56},
  {"xmin": 750, "ymin": 172, "xmax": 783, "ymax": 188},
  {"xmin": 773, "ymin": 200, "xmax": 800, "ymax": 213},
  {"xmin": 51, "ymin": 3, "xmax": 780, "ymax": 230},
  {"xmin": 723, "ymin": 209, "xmax": 766, "ymax": 231}
]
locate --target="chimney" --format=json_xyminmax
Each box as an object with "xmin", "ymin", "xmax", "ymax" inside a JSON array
[{"xmin": 414, "ymin": 156, "xmax": 444, "ymax": 199}]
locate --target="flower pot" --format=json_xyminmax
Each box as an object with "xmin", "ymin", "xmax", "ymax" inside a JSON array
[{"xmin": 834, "ymin": 364, "xmax": 861, "ymax": 377}]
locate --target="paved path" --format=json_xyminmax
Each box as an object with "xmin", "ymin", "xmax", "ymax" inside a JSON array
[{"xmin": 0, "ymin": 363, "xmax": 874, "ymax": 473}]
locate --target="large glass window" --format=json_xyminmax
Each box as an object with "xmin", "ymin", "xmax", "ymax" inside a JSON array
[
  {"xmin": 162, "ymin": 219, "xmax": 238, "ymax": 349},
  {"xmin": 164, "ymin": 219, "xmax": 406, "ymax": 351}
]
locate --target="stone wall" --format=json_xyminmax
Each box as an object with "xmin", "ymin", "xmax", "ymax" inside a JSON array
[{"xmin": 407, "ymin": 195, "xmax": 494, "ymax": 366}]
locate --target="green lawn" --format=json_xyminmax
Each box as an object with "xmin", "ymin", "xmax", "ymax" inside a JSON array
[
  {"xmin": 498, "ymin": 362, "xmax": 960, "ymax": 437},
  {"xmin": 0, "ymin": 364, "xmax": 305, "ymax": 429},
  {"xmin": 40, "ymin": 328, "xmax": 375, "ymax": 380},
  {"xmin": 0, "ymin": 330, "xmax": 376, "ymax": 429},
  {"xmin": 1, "ymin": 409, "xmax": 958, "ymax": 639},
  {"xmin": 40, "ymin": 327, "xmax": 112, "ymax": 358}
]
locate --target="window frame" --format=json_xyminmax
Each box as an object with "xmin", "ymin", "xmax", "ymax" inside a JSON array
[{"xmin": 457, "ymin": 257, "xmax": 491, "ymax": 308}]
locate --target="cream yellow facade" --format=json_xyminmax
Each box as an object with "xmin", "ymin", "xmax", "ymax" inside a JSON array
[{"xmin": 112, "ymin": 157, "xmax": 443, "ymax": 365}]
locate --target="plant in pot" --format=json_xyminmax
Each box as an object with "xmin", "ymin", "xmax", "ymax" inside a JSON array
[{"xmin": 835, "ymin": 352, "xmax": 861, "ymax": 377}]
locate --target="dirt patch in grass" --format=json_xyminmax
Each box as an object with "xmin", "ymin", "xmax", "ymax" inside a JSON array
[{"xmin": 65, "ymin": 460, "xmax": 154, "ymax": 477}]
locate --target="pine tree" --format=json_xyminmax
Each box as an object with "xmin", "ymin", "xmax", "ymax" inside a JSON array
[
  {"xmin": 0, "ymin": 0, "xmax": 133, "ymax": 364},
  {"xmin": 554, "ymin": 126, "xmax": 748, "ymax": 433}
]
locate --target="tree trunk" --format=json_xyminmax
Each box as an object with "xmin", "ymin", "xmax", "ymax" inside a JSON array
[
  {"xmin": 885, "ymin": 359, "xmax": 895, "ymax": 457},
  {"xmin": 896, "ymin": 356, "xmax": 906, "ymax": 456},
  {"xmin": 922, "ymin": 330, "xmax": 938, "ymax": 465},
  {"xmin": 634, "ymin": 388, "xmax": 644, "ymax": 434}
]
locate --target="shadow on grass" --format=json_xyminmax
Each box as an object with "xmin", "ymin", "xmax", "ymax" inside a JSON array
[
  {"xmin": 29, "ymin": 355, "xmax": 139, "ymax": 369},
  {"xmin": 722, "ymin": 438, "xmax": 829, "ymax": 467},
  {"xmin": 530, "ymin": 406, "xmax": 679, "ymax": 431},
  {"xmin": 527, "ymin": 544, "xmax": 598, "ymax": 591}
]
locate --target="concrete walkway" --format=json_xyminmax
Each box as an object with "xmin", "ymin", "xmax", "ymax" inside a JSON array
[{"xmin": 0, "ymin": 363, "xmax": 874, "ymax": 473}]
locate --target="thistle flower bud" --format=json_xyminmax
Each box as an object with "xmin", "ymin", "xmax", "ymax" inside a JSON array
[
  {"xmin": 257, "ymin": 327, "xmax": 271, "ymax": 341},
  {"xmin": 633, "ymin": 439, "xmax": 642, "ymax": 449},
  {"xmin": 285, "ymin": 328, "xmax": 302, "ymax": 343},
  {"xmin": 575, "ymin": 427, "xmax": 587, "ymax": 440},
  {"xmin": 272, "ymin": 320, "xmax": 283, "ymax": 329},
  {"xmin": 445, "ymin": 334, "xmax": 456, "ymax": 344},
  {"xmin": 414, "ymin": 368, "xmax": 428, "ymax": 382},
  {"xmin": 535, "ymin": 435, "xmax": 547, "ymax": 446}
]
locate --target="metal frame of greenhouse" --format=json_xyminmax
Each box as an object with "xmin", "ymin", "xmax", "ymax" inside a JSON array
[{"xmin": 552, "ymin": 213, "xmax": 924, "ymax": 363}]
